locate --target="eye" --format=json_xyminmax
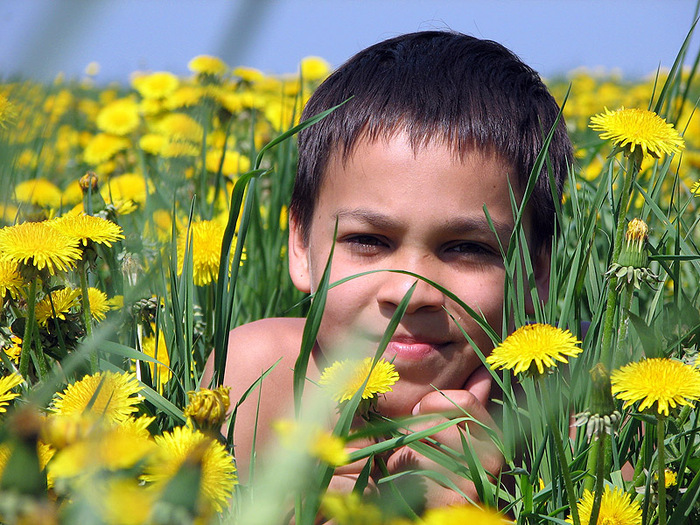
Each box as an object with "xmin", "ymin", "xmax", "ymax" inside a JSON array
[
  {"xmin": 341, "ymin": 234, "xmax": 388, "ymax": 254},
  {"xmin": 445, "ymin": 241, "xmax": 496, "ymax": 258}
]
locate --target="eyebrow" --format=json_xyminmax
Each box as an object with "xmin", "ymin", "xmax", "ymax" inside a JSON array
[{"xmin": 334, "ymin": 208, "xmax": 514, "ymax": 241}]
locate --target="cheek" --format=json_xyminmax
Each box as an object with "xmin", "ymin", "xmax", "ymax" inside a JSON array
[{"xmin": 450, "ymin": 275, "xmax": 506, "ymax": 331}]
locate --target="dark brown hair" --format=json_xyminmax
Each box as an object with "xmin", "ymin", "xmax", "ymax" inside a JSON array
[{"xmin": 291, "ymin": 30, "xmax": 572, "ymax": 250}]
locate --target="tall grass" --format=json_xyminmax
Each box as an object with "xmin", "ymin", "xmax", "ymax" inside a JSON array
[{"xmin": 0, "ymin": 26, "xmax": 699, "ymax": 523}]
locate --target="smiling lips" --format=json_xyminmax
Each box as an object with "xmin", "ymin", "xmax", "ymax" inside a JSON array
[{"xmin": 384, "ymin": 336, "xmax": 450, "ymax": 361}]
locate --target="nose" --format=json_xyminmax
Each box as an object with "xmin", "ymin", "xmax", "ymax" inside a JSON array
[{"xmin": 376, "ymin": 265, "xmax": 445, "ymax": 315}]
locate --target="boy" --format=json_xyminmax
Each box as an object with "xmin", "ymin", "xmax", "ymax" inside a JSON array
[{"xmin": 206, "ymin": 30, "xmax": 572, "ymax": 509}]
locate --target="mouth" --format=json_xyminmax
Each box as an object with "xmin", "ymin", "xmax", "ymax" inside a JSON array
[{"xmin": 383, "ymin": 336, "xmax": 450, "ymax": 361}]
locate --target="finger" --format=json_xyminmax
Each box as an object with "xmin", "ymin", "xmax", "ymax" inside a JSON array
[
  {"xmin": 416, "ymin": 389, "xmax": 494, "ymax": 425},
  {"xmin": 464, "ymin": 364, "xmax": 492, "ymax": 406},
  {"xmin": 413, "ymin": 389, "xmax": 497, "ymax": 441}
]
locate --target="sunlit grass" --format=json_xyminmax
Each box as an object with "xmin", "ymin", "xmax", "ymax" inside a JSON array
[{"xmin": 0, "ymin": 34, "xmax": 698, "ymax": 524}]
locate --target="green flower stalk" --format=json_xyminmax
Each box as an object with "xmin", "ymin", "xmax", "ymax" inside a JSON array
[
  {"xmin": 585, "ymin": 106, "xmax": 684, "ymax": 498},
  {"xmin": 486, "ymin": 324, "xmax": 583, "ymax": 525},
  {"xmin": 574, "ymin": 364, "xmax": 620, "ymax": 525}
]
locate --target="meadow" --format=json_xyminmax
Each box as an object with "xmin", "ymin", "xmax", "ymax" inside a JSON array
[{"xmin": 0, "ymin": 32, "xmax": 699, "ymax": 524}]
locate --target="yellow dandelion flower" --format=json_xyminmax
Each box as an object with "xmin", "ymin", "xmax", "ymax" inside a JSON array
[
  {"xmin": 567, "ymin": 486, "xmax": 641, "ymax": 525},
  {"xmin": 51, "ymin": 371, "xmax": 143, "ymax": 424},
  {"xmin": 48, "ymin": 415, "xmax": 156, "ymax": 478},
  {"xmin": 0, "ymin": 373, "xmax": 24, "ymax": 413},
  {"xmin": 16, "ymin": 149, "xmax": 38, "ymax": 170},
  {"xmin": 83, "ymin": 133, "xmax": 130, "ymax": 165},
  {"xmin": 0, "ymin": 221, "xmax": 82, "ymax": 275},
  {"xmin": 156, "ymin": 112, "xmax": 203, "ymax": 143},
  {"xmin": 109, "ymin": 294, "xmax": 124, "ymax": 310},
  {"xmin": 589, "ymin": 107, "xmax": 685, "ymax": 159},
  {"xmin": 185, "ymin": 386, "xmax": 231, "ymax": 430},
  {"xmin": 3, "ymin": 335, "xmax": 22, "ymax": 364},
  {"xmin": 132, "ymin": 71, "xmax": 179, "ymax": 99},
  {"xmin": 164, "ymin": 85, "xmax": 203, "ymax": 110},
  {"xmin": 319, "ymin": 357, "xmax": 399, "ymax": 404},
  {"xmin": 655, "ymin": 468, "xmax": 677, "ymax": 488},
  {"xmin": 691, "ymin": 180, "xmax": 700, "ymax": 196},
  {"xmin": 143, "ymin": 425, "xmax": 237, "ymax": 512},
  {"xmin": 35, "ymin": 287, "xmax": 81, "ymax": 326},
  {"xmin": 84, "ymin": 61, "xmax": 100, "ymax": 76},
  {"xmin": 14, "ymin": 178, "xmax": 63, "ymax": 208},
  {"xmin": 423, "ymin": 504, "xmax": 512, "ymax": 525},
  {"xmin": 161, "ymin": 140, "xmax": 200, "ymax": 158},
  {"xmin": 0, "ymin": 260, "xmax": 24, "ymax": 300},
  {"xmin": 485, "ymin": 323, "xmax": 582, "ymax": 376},
  {"xmin": 188, "ymin": 55, "xmax": 228, "ymax": 76},
  {"xmin": 216, "ymin": 91, "xmax": 245, "ymax": 114},
  {"xmin": 139, "ymin": 97, "xmax": 163, "ymax": 116},
  {"xmin": 274, "ymin": 419, "xmax": 349, "ymax": 467},
  {"xmin": 96, "ymin": 97, "xmax": 140, "ymax": 136},
  {"xmin": 85, "ymin": 287, "xmax": 114, "ymax": 321},
  {"xmin": 0, "ymin": 443, "xmax": 10, "ymax": 478},
  {"xmin": 101, "ymin": 478, "xmax": 156, "ymax": 525},
  {"xmin": 321, "ymin": 492, "xmax": 384, "ymax": 525},
  {"xmin": 139, "ymin": 133, "xmax": 166, "ymax": 155},
  {"xmin": 205, "ymin": 149, "xmax": 251, "ymax": 176},
  {"xmin": 611, "ymin": 358, "xmax": 700, "ymax": 416},
  {"xmin": 300, "ymin": 56, "xmax": 332, "ymax": 82},
  {"xmin": 177, "ymin": 219, "xmax": 227, "ymax": 286},
  {"xmin": 233, "ymin": 66, "xmax": 265, "ymax": 83},
  {"xmin": 0, "ymin": 202, "xmax": 19, "ymax": 225},
  {"xmin": 48, "ymin": 213, "xmax": 124, "ymax": 247},
  {"xmin": 101, "ymin": 172, "xmax": 152, "ymax": 207},
  {"xmin": 147, "ymin": 208, "xmax": 173, "ymax": 243},
  {"xmin": 61, "ymin": 179, "xmax": 84, "ymax": 206},
  {"xmin": 141, "ymin": 326, "xmax": 172, "ymax": 389},
  {"xmin": 79, "ymin": 97, "xmax": 100, "ymax": 121},
  {"xmin": 61, "ymin": 212, "xmax": 124, "ymax": 242},
  {"xmin": 41, "ymin": 412, "xmax": 96, "ymax": 450},
  {"xmin": 310, "ymin": 430, "xmax": 349, "ymax": 467},
  {"xmin": 0, "ymin": 92, "xmax": 17, "ymax": 128}
]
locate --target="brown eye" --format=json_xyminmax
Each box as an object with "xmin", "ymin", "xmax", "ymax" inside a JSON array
[
  {"xmin": 342, "ymin": 234, "xmax": 388, "ymax": 255},
  {"xmin": 446, "ymin": 242, "xmax": 494, "ymax": 257}
]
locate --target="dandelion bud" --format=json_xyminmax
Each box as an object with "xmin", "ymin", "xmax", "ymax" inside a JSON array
[
  {"xmin": 79, "ymin": 171, "xmax": 99, "ymax": 193},
  {"xmin": 589, "ymin": 363, "xmax": 615, "ymax": 416},
  {"xmin": 184, "ymin": 386, "xmax": 231, "ymax": 431},
  {"xmin": 574, "ymin": 363, "xmax": 621, "ymax": 440},
  {"xmin": 619, "ymin": 218, "xmax": 649, "ymax": 269}
]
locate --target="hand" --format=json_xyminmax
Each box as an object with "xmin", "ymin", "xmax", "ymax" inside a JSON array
[{"xmin": 383, "ymin": 366, "xmax": 504, "ymax": 509}]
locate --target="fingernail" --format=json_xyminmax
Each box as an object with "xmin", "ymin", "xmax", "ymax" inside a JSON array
[{"xmin": 412, "ymin": 402, "xmax": 421, "ymax": 416}]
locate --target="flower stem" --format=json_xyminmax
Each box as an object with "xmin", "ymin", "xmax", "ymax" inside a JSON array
[
  {"xmin": 19, "ymin": 278, "xmax": 38, "ymax": 378},
  {"xmin": 588, "ymin": 156, "xmax": 639, "ymax": 493},
  {"xmin": 599, "ymin": 156, "xmax": 637, "ymax": 370},
  {"xmin": 587, "ymin": 432, "xmax": 608, "ymax": 525},
  {"xmin": 78, "ymin": 259, "xmax": 97, "ymax": 373},
  {"xmin": 543, "ymin": 386, "xmax": 580, "ymax": 525},
  {"xmin": 657, "ymin": 416, "xmax": 667, "ymax": 525}
]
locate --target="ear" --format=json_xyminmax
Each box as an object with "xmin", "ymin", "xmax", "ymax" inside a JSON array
[
  {"xmin": 525, "ymin": 244, "xmax": 551, "ymax": 316},
  {"xmin": 288, "ymin": 212, "xmax": 312, "ymax": 294}
]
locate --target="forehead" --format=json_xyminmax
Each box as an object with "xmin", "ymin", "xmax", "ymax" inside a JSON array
[{"xmin": 316, "ymin": 134, "xmax": 519, "ymax": 227}]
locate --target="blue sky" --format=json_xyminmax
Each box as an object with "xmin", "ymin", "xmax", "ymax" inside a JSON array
[{"xmin": 0, "ymin": 1, "xmax": 698, "ymax": 83}]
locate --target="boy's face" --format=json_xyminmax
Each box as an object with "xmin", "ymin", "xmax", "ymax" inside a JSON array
[{"xmin": 289, "ymin": 132, "xmax": 548, "ymax": 416}]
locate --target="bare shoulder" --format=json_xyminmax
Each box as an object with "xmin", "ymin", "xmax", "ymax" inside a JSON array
[
  {"xmin": 207, "ymin": 317, "xmax": 307, "ymax": 394},
  {"xmin": 228, "ymin": 317, "xmax": 306, "ymax": 357},
  {"xmin": 204, "ymin": 318, "xmax": 311, "ymax": 477}
]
